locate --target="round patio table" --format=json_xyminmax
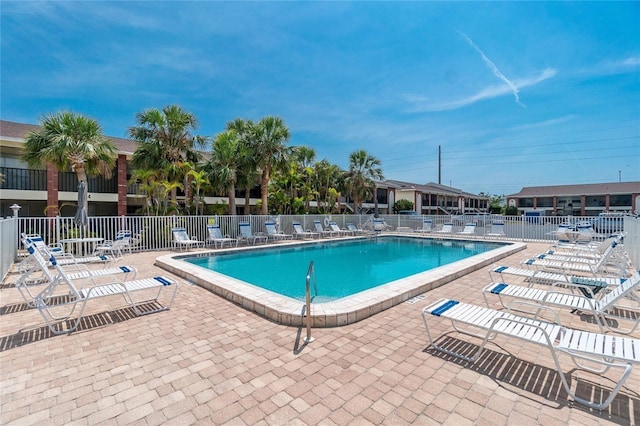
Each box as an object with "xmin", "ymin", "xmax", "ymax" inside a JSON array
[{"xmin": 59, "ymin": 237, "xmax": 104, "ymax": 256}]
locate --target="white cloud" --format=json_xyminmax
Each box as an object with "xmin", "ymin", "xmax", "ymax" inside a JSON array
[
  {"xmin": 456, "ymin": 30, "xmax": 525, "ymax": 107},
  {"xmin": 404, "ymin": 68, "xmax": 557, "ymax": 112},
  {"xmin": 510, "ymin": 115, "xmax": 578, "ymax": 131}
]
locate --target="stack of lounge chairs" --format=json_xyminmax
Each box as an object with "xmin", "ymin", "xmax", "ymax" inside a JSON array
[
  {"xmin": 420, "ymin": 232, "xmax": 639, "ymax": 410},
  {"xmin": 13, "ymin": 233, "xmax": 178, "ymax": 334}
]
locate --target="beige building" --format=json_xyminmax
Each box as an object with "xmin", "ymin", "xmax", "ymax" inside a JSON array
[{"xmin": 376, "ymin": 180, "xmax": 489, "ymax": 215}]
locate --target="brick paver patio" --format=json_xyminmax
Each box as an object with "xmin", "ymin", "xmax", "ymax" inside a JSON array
[{"xmin": 1, "ymin": 241, "xmax": 638, "ymax": 425}]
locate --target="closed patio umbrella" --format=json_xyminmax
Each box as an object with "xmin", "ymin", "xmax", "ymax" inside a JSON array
[{"xmin": 74, "ymin": 180, "xmax": 88, "ymax": 236}]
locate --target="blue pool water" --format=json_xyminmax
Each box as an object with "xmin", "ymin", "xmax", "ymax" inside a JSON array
[{"xmin": 186, "ymin": 237, "xmax": 503, "ymax": 301}]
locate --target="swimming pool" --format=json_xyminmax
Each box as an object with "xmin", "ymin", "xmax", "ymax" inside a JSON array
[
  {"xmin": 157, "ymin": 235, "xmax": 526, "ymax": 327},
  {"xmin": 185, "ymin": 237, "xmax": 502, "ymax": 301}
]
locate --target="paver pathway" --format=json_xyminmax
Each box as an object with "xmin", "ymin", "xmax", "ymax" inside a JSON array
[{"xmin": 1, "ymin": 242, "xmax": 638, "ymax": 425}]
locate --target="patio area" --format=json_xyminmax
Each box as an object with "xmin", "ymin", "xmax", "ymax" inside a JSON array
[{"xmin": 1, "ymin": 241, "xmax": 638, "ymax": 425}]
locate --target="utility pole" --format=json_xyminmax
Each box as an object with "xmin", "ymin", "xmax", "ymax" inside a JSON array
[{"xmin": 438, "ymin": 145, "xmax": 441, "ymax": 185}]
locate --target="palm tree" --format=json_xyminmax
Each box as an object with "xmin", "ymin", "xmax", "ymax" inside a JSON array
[
  {"xmin": 205, "ymin": 129, "xmax": 245, "ymax": 215},
  {"xmin": 345, "ymin": 149, "xmax": 384, "ymax": 214},
  {"xmin": 291, "ymin": 146, "xmax": 316, "ymax": 212},
  {"xmin": 313, "ymin": 159, "xmax": 343, "ymax": 213},
  {"xmin": 187, "ymin": 168, "xmax": 209, "ymax": 215},
  {"xmin": 128, "ymin": 105, "xmax": 204, "ymax": 211},
  {"xmin": 226, "ymin": 118, "xmax": 259, "ymax": 214},
  {"xmin": 252, "ymin": 116, "xmax": 291, "ymax": 215},
  {"xmin": 23, "ymin": 111, "xmax": 117, "ymax": 217}
]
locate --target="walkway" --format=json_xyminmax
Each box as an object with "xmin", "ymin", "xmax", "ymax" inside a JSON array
[{"xmin": 1, "ymin": 242, "xmax": 638, "ymax": 425}]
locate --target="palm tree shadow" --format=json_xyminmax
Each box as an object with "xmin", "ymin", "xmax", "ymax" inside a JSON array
[{"xmin": 424, "ymin": 334, "xmax": 640, "ymax": 422}]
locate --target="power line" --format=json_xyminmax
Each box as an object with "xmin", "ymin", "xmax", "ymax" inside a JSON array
[{"xmin": 381, "ymin": 136, "xmax": 639, "ymax": 167}]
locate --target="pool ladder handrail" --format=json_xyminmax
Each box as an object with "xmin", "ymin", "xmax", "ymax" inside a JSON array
[{"xmin": 304, "ymin": 260, "xmax": 316, "ymax": 343}]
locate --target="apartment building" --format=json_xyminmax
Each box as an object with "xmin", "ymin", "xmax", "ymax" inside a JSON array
[
  {"xmin": 506, "ymin": 182, "xmax": 640, "ymax": 216},
  {"xmin": 2, "ymin": 119, "xmax": 489, "ymax": 217},
  {"xmin": 378, "ymin": 180, "xmax": 489, "ymax": 215}
]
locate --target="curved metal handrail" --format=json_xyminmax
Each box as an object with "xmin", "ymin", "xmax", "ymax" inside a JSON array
[{"xmin": 304, "ymin": 261, "xmax": 316, "ymax": 343}]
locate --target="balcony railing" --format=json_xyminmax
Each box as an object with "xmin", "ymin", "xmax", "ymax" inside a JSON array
[
  {"xmin": 58, "ymin": 171, "xmax": 117, "ymax": 193},
  {"xmin": 0, "ymin": 167, "xmax": 119, "ymax": 193},
  {"xmin": 0, "ymin": 167, "xmax": 47, "ymax": 191}
]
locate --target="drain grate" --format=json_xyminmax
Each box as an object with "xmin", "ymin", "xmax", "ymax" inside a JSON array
[{"xmin": 405, "ymin": 294, "xmax": 426, "ymax": 304}]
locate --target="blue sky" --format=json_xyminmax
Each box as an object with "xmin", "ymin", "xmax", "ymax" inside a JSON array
[{"xmin": 2, "ymin": 1, "xmax": 639, "ymax": 196}]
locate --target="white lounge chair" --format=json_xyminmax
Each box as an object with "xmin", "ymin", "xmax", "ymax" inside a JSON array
[
  {"xmin": 329, "ymin": 221, "xmax": 352, "ymax": 236},
  {"xmin": 521, "ymin": 241, "xmax": 628, "ymax": 277},
  {"xmin": 171, "ymin": 227, "xmax": 204, "ymax": 251},
  {"xmin": 292, "ymin": 222, "xmax": 321, "ymax": 239},
  {"xmin": 550, "ymin": 234, "xmax": 624, "ymax": 253},
  {"xmin": 239, "ymin": 222, "xmax": 268, "ymax": 245},
  {"xmin": 21, "ymin": 233, "xmax": 64, "ymax": 255},
  {"xmin": 415, "ymin": 218, "xmax": 433, "ymax": 233},
  {"xmin": 434, "ymin": 223, "xmax": 453, "ymax": 234},
  {"xmin": 542, "ymin": 237, "xmax": 620, "ymax": 260},
  {"xmin": 488, "ymin": 265, "xmax": 629, "ymax": 290},
  {"xmin": 484, "ymin": 222, "xmax": 505, "ymax": 239},
  {"xmin": 482, "ymin": 271, "xmax": 640, "ymax": 334},
  {"xmin": 422, "ymin": 298, "xmax": 640, "ymax": 409},
  {"xmin": 265, "ymin": 221, "xmax": 293, "ymax": 241},
  {"xmin": 20, "ymin": 234, "xmax": 114, "ymax": 269},
  {"xmin": 34, "ymin": 253, "xmax": 178, "ymax": 334},
  {"xmin": 18, "ymin": 238, "xmax": 137, "ymax": 306},
  {"xmin": 206, "ymin": 224, "xmax": 238, "ymax": 248},
  {"xmin": 313, "ymin": 220, "xmax": 340, "ymax": 237},
  {"xmin": 457, "ymin": 223, "xmax": 476, "ymax": 236},
  {"xmin": 346, "ymin": 223, "xmax": 367, "ymax": 235}
]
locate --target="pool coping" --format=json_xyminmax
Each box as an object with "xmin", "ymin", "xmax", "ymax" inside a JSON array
[{"xmin": 156, "ymin": 235, "xmax": 527, "ymax": 327}]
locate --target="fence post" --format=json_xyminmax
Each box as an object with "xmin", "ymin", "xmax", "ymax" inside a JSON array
[{"xmin": 9, "ymin": 204, "xmax": 21, "ymax": 261}]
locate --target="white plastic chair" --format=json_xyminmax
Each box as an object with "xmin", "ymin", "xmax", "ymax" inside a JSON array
[
  {"xmin": 206, "ymin": 224, "xmax": 238, "ymax": 248},
  {"xmin": 171, "ymin": 227, "xmax": 204, "ymax": 251},
  {"xmin": 265, "ymin": 221, "xmax": 293, "ymax": 240},
  {"xmin": 93, "ymin": 230, "xmax": 132, "ymax": 259},
  {"xmin": 238, "ymin": 223, "xmax": 268, "ymax": 245},
  {"xmin": 292, "ymin": 222, "xmax": 321, "ymax": 239}
]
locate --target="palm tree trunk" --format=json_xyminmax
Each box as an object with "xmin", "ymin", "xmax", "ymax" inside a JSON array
[
  {"xmin": 244, "ymin": 185, "xmax": 251, "ymax": 214},
  {"xmin": 228, "ymin": 182, "xmax": 237, "ymax": 215},
  {"xmin": 260, "ymin": 168, "xmax": 270, "ymax": 215}
]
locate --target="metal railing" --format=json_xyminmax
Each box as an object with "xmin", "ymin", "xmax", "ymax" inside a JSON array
[
  {"xmin": 304, "ymin": 261, "xmax": 316, "ymax": 343},
  {"xmin": 0, "ymin": 167, "xmax": 47, "ymax": 191}
]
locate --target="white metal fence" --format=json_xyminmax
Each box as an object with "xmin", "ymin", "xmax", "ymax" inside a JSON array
[
  {"xmin": 624, "ymin": 215, "xmax": 640, "ymax": 269},
  {"xmin": 1, "ymin": 216, "xmax": 18, "ymax": 281},
  {"xmin": 8, "ymin": 213, "xmax": 639, "ymax": 269}
]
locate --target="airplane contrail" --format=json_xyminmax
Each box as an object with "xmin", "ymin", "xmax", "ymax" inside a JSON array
[{"xmin": 457, "ymin": 30, "xmax": 525, "ymax": 107}]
